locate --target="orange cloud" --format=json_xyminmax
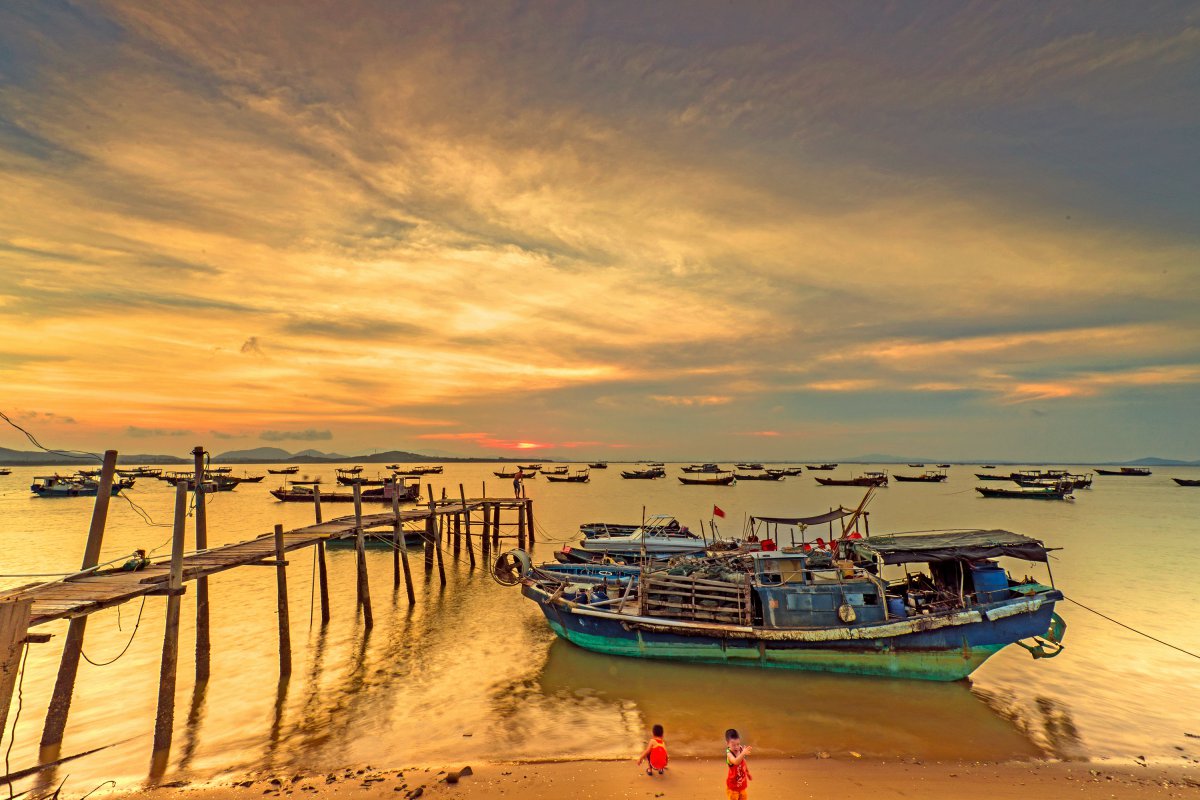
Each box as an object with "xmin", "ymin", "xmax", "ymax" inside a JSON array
[{"xmin": 649, "ymin": 395, "xmax": 733, "ymax": 406}]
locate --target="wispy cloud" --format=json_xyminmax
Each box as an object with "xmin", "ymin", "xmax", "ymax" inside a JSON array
[{"xmin": 260, "ymin": 429, "xmax": 333, "ymax": 442}]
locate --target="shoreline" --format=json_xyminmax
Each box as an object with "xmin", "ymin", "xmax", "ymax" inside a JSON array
[{"xmin": 112, "ymin": 757, "xmax": 1200, "ymax": 799}]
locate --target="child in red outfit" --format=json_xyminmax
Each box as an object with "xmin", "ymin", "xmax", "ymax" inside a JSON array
[
  {"xmin": 725, "ymin": 728, "xmax": 752, "ymax": 800},
  {"xmin": 637, "ymin": 724, "xmax": 669, "ymax": 776}
]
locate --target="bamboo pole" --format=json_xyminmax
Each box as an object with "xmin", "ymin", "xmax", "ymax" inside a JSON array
[
  {"xmin": 152, "ymin": 481, "xmax": 189, "ymax": 755},
  {"xmin": 273, "ymin": 524, "xmax": 292, "ymax": 676},
  {"xmin": 314, "ymin": 486, "xmax": 330, "ymax": 624},
  {"xmin": 353, "ymin": 483, "xmax": 373, "ymax": 628},
  {"xmin": 192, "ymin": 446, "xmax": 210, "ymax": 684},
  {"xmin": 392, "ymin": 481, "xmax": 415, "ymax": 605},
  {"xmin": 41, "ymin": 448, "xmax": 117, "ymax": 748}
]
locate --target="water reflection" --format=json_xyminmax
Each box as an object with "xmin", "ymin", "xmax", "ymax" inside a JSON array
[{"xmin": 535, "ymin": 639, "xmax": 1045, "ymax": 761}]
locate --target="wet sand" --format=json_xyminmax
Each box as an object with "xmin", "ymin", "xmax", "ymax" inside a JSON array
[{"xmin": 120, "ymin": 758, "xmax": 1199, "ymax": 800}]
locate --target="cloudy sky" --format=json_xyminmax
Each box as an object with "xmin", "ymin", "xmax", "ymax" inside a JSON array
[{"xmin": 1, "ymin": 1, "xmax": 1197, "ymax": 460}]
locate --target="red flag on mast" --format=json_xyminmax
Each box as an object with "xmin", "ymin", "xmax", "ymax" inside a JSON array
[{"xmin": 713, "ymin": 505, "xmax": 726, "ymax": 518}]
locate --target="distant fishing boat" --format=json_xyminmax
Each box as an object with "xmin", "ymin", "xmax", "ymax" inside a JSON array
[
  {"xmin": 542, "ymin": 466, "xmax": 569, "ymax": 475},
  {"xmin": 769, "ymin": 467, "xmax": 803, "ymax": 476},
  {"xmin": 271, "ymin": 477, "xmax": 420, "ymax": 503},
  {"xmin": 237, "ymin": 474, "xmax": 266, "ymax": 483},
  {"xmin": 980, "ymin": 465, "xmax": 996, "ymax": 469},
  {"xmin": 1172, "ymin": 478, "xmax": 1200, "ymax": 487},
  {"xmin": 907, "ymin": 463, "xmax": 925, "ymax": 468},
  {"xmin": 336, "ymin": 470, "xmax": 391, "ymax": 486},
  {"xmin": 342, "ymin": 465, "xmax": 365, "ymax": 474},
  {"xmin": 1095, "ymin": 467, "xmax": 1152, "ymax": 476},
  {"xmin": 976, "ymin": 485, "xmax": 1073, "ymax": 500},
  {"xmin": 0, "ymin": 468, "xmax": 10, "ymax": 476},
  {"xmin": 974, "ymin": 473, "xmax": 1013, "ymax": 481},
  {"xmin": 815, "ymin": 471, "xmax": 888, "ymax": 487},
  {"xmin": 806, "ymin": 464, "xmax": 837, "ymax": 471},
  {"xmin": 268, "ymin": 466, "xmax": 300, "ymax": 475},
  {"xmin": 893, "ymin": 470, "xmax": 948, "ymax": 483},
  {"xmin": 520, "ymin": 464, "xmax": 543, "ymax": 471},
  {"xmin": 30, "ymin": 475, "xmax": 124, "ymax": 497},
  {"xmin": 557, "ymin": 515, "xmax": 707, "ymax": 562},
  {"xmin": 735, "ymin": 472, "xmax": 785, "ymax": 481},
  {"xmin": 1013, "ymin": 471, "xmax": 1092, "ymax": 490},
  {"xmin": 588, "ymin": 462, "xmax": 608, "ymax": 469},
  {"xmin": 546, "ymin": 468, "xmax": 590, "ymax": 483},
  {"xmin": 503, "ymin": 513, "xmax": 1067, "ymax": 681},
  {"xmin": 681, "ymin": 463, "xmax": 722, "ymax": 474},
  {"xmin": 679, "ymin": 471, "xmax": 736, "ymax": 486},
  {"xmin": 735, "ymin": 463, "xmax": 764, "ymax": 470},
  {"xmin": 494, "ymin": 469, "xmax": 537, "ymax": 479},
  {"xmin": 621, "ymin": 467, "xmax": 665, "ymax": 479},
  {"xmin": 385, "ymin": 464, "xmax": 400, "ymax": 470},
  {"xmin": 937, "ymin": 464, "xmax": 952, "ymax": 469}
]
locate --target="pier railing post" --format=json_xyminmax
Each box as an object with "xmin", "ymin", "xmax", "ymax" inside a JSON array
[
  {"xmin": 192, "ymin": 446, "xmax": 210, "ymax": 684},
  {"xmin": 517, "ymin": 503, "xmax": 527, "ymax": 549},
  {"xmin": 424, "ymin": 485, "xmax": 435, "ymax": 572},
  {"xmin": 41, "ymin": 448, "xmax": 117, "ymax": 750},
  {"xmin": 152, "ymin": 481, "xmax": 189, "ymax": 759},
  {"xmin": 352, "ymin": 483, "xmax": 373, "ymax": 628},
  {"xmin": 314, "ymin": 486, "xmax": 330, "ymax": 624},
  {"xmin": 273, "ymin": 524, "xmax": 292, "ymax": 676},
  {"xmin": 459, "ymin": 484, "xmax": 475, "ymax": 568},
  {"xmin": 493, "ymin": 503, "xmax": 501, "ymax": 546},
  {"xmin": 481, "ymin": 501, "xmax": 491, "ymax": 559},
  {"xmin": 425, "ymin": 486, "xmax": 446, "ymax": 586},
  {"xmin": 392, "ymin": 481, "xmax": 415, "ymax": 605}
]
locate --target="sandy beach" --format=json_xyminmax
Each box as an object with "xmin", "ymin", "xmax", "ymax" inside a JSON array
[{"xmin": 117, "ymin": 758, "xmax": 1200, "ymax": 800}]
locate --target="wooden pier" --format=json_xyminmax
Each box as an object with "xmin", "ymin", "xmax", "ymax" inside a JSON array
[{"xmin": 0, "ymin": 447, "xmax": 534, "ymax": 782}]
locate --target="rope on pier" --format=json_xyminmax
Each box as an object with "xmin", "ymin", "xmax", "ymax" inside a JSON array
[
  {"xmin": 3, "ymin": 641, "xmax": 29, "ymax": 796},
  {"xmin": 80, "ymin": 597, "xmax": 148, "ymax": 667},
  {"xmin": 1064, "ymin": 596, "xmax": 1200, "ymax": 661}
]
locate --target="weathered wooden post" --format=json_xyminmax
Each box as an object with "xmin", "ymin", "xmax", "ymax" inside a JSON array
[
  {"xmin": 0, "ymin": 596, "xmax": 33, "ymax": 742},
  {"xmin": 273, "ymin": 524, "xmax": 292, "ymax": 676},
  {"xmin": 314, "ymin": 486, "xmax": 330, "ymax": 624},
  {"xmin": 41, "ymin": 448, "xmax": 117, "ymax": 749},
  {"xmin": 152, "ymin": 481, "xmax": 189, "ymax": 755},
  {"xmin": 453, "ymin": 513, "xmax": 462, "ymax": 557},
  {"xmin": 526, "ymin": 499, "xmax": 535, "ymax": 545},
  {"xmin": 459, "ymin": 484, "xmax": 476, "ymax": 568},
  {"xmin": 392, "ymin": 481, "xmax": 415, "ymax": 605},
  {"xmin": 191, "ymin": 446, "xmax": 211, "ymax": 683},
  {"xmin": 424, "ymin": 485, "xmax": 435, "ymax": 572},
  {"xmin": 353, "ymin": 483, "xmax": 373, "ymax": 628},
  {"xmin": 493, "ymin": 503, "xmax": 501, "ymax": 546}
]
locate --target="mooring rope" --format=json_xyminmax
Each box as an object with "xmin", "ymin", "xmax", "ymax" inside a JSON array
[
  {"xmin": 80, "ymin": 597, "xmax": 148, "ymax": 667},
  {"xmin": 1064, "ymin": 596, "xmax": 1200, "ymax": 661}
]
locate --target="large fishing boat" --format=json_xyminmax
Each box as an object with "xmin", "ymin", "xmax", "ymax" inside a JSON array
[
  {"xmin": 545, "ymin": 468, "xmax": 590, "ymax": 483},
  {"xmin": 556, "ymin": 515, "xmax": 709, "ymax": 562},
  {"xmin": 815, "ymin": 471, "xmax": 888, "ymax": 487},
  {"xmin": 679, "ymin": 471, "xmax": 736, "ymax": 486},
  {"xmin": 499, "ymin": 501, "xmax": 1066, "ymax": 681},
  {"xmin": 30, "ymin": 474, "xmax": 126, "ymax": 497},
  {"xmin": 270, "ymin": 476, "xmax": 420, "ymax": 503},
  {"xmin": 1095, "ymin": 467, "xmax": 1152, "ymax": 476},
  {"xmin": 893, "ymin": 470, "xmax": 948, "ymax": 483},
  {"xmin": 976, "ymin": 484, "xmax": 1073, "ymax": 500}
]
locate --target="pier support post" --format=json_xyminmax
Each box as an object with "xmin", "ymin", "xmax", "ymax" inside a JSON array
[
  {"xmin": 424, "ymin": 485, "xmax": 435, "ymax": 572},
  {"xmin": 459, "ymin": 485, "xmax": 475, "ymax": 568},
  {"xmin": 41, "ymin": 448, "xmax": 117, "ymax": 750},
  {"xmin": 273, "ymin": 524, "xmax": 292, "ymax": 676},
  {"xmin": 481, "ymin": 502, "xmax": 491, "ymax": 559},
  {"xmin": 0, "ymin": 597, "xmax": 33, "ymax": 742},
  {"xmin": 493, "ymin": 503, "xmax": 501, "ymax": 546},
  {"xmin": 526, "ymin": 500, "xmax": 535, "ymax": 545},
  {"xmin": 192, "ymin": 446, "xmax": 210, "ymax": 684},
  {"xmin": 353, "ymin": 484, "xmax": 373, "ymax": 628},
  {"xmin": 392, "ymin": 482, "xmax": 415, "ymax": 605},
  {"xmin": 434, "ymin": 514, "xmax": 447, "ymax": 586},
  {"xmin": 453, "ymin": 513, "xmax": 462, "ymax": 558},
  {"xmin": 313, "ymin": 487, "xmax": 330, "ymax": 624},
  {"xmin": 517, "ymin": 503, "xmax": 526, "ymax": 549},
  {"xmin": 152, "ymin": 481, "xmax": 189, "ymax": 758}
]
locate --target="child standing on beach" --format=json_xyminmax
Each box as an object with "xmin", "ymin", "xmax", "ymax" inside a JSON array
[
  {"xmin": 725, "ymin": 728, "xmax": 752, "ymax": 800},
  {"xmin": 636, "ymin": 723, "xmax": 669, "ymax": 775}
]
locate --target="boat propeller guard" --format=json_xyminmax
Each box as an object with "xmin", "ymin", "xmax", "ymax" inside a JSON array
[
  {"xmin": 1016, "ymin": 612, "xmax": 1067, "ymax": 659},
  {"xmin": 492, "ymin": 550, "xmax": 532, "ymax": 586}
]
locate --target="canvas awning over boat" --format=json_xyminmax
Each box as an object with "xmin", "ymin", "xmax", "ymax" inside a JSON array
[
  {"xmin": 848, "ymin": 529, "xmax": 1051, "ymax": 564},
  {"xmin": 750, "ymin": 507, "xmax": 854, "ymax": 526}
]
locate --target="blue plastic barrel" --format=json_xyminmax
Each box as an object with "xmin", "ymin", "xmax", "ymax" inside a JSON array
[{"xmin": 886, "ymin": 596, "xmax": 907, "ymax": 619}]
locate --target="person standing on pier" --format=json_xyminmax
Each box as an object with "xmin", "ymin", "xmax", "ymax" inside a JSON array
[{"xmin": 513, "ymin": 471, "xmax": 524, "ymax": 498}]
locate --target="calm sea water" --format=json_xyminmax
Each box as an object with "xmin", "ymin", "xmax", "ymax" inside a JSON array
[{"xmin": 1, "ymin": 462, "xmax": 1198, "ymax": 792}]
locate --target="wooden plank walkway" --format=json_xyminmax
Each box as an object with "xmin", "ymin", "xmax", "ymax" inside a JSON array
[{"xmin": 14, "ymin": 508, "xmax": 455, "ymax": 627}]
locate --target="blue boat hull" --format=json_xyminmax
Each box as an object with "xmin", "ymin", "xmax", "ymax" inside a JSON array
[{"xmin": 524, "ymin": 587, "xmax": 1060, "ymax": 681}]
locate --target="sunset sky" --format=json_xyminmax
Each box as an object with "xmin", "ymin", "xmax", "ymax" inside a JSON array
[{"xmin": 1, "ymin": 2, "xmax": 1197, "ymax": 461}]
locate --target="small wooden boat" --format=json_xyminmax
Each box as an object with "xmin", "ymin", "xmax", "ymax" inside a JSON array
[
  {"xmin": 341, "ymin": 465, "xmax": 365, "ymax": 475},
  {"xmin": 976, "ymin": 485, "xmax": 1073, "ymax": 500},
  {"xmin": 1095, "ymin": 467, "xmax": 1152, "ymax": 476},
  {"xmin": 894, "ymin": 470, "xmax": 948, "ymax": 483},
  {"xmin": 975, "ymin": 473, "xmax": 1012, "ymax": 481},
  {"xmin": 815, "ymin": 471, "xmax": 888, "ymax": 487},
  {"xmin": 0, "ymin": 468, "xmax": 11, "ymax": 476},
  {"xmin": 207, "ymin": 466, "xmax": 233, "ymax": 474},
  {"xmin": 907, "ymin": 463, "xmax": 925, "ymax": 468},
  {"xmin": 268, "ymin": 466, "xmax": 300, "ymax": 475},
  {"xmin": 587, "ymin": 462, "xmax": 608, "ymax": 469},
  {"xmin": 769, "ymin": 467, "xmax": 803, "ymax": 476},
  {"xmin": 806, "ymin": 464, "xmax": 838, "ymax": 471},
  {"xmin": 678, "ymin": 471, "xmax": 735, "ymax": 486},
  {"xmin": 392, "ymin": 465, "xmax": 443, "ymax": 476},
  {"xmin": 494, "ymin": 470, "xmax": 537, "ymax": 479},
  {"xmin": 735, "ymin": 472, "xmax": 784, "ymax": 481},
  {"xmin": 682, "ymin": 463, "xmax": 722, "ymax": 473},
  {"xmin": 385, "ymin": 464, "xmax": 400, "ymax": 470},
  {"xmin": 546, "ymin": 469, "xmax": 590, "ymax": 483},
  {"xmin": 520, "ymin": 464, "xmax": 543, "ymax": 471},
  {"xmin": 1172, "ymin": 478, "xmax": 1200, "ymax": 486},
  {"xmin": 238, "ymin": 474, "xmax": 266, "ymax": 483},
  {"xmin": 542, "ymin": 466, "xmax": 569, "ymax": 475},
  {"xmin": 735, "ymin": 463, "xmax": 764, "ymax": 471},
  {"xmin": 936, "ymin": 464, "xmax": 951, "ymax": 469},
  {"xmin": 980, "ymin": 465, "xmax": 996, "ymax": 469},
  {"xmin": 336, "ymin": 474, "xmax": 390, "ymax": 486}
]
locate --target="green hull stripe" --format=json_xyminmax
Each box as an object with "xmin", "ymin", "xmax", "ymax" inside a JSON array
[{"xmin": 547, "ymin": 621, "xmax": 1005, "ymax": 681}]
